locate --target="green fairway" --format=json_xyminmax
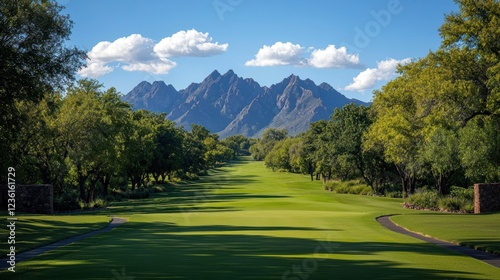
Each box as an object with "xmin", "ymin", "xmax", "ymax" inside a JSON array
[{"xmin": 2, "ymin": 157, "xmax": 499, "ymax": 279}]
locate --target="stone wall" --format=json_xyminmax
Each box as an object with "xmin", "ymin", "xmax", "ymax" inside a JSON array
[
  {"xmin": 474, "ymin": 183, "xmax": 500, "ymax": 214},
  {"xmin": 0, "ymin": 185, "xmax": 54, "ymax": 214}
]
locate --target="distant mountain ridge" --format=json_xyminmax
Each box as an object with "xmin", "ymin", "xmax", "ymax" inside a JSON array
[{"xmin": 122, "ymin": 70, "xmax": 369, "ymax": 138}]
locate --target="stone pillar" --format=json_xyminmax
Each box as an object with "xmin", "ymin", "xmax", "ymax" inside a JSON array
[{"xmin": 474, "ymin": 183, "xmax": 500, "ymax": 214}]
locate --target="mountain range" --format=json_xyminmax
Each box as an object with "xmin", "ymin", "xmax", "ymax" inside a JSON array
[{"xmin": 122, "ymin": 70, "xmax": 369, "ymax": 138}]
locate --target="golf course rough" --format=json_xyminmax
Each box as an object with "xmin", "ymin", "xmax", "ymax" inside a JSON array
[{"xmin": 1, "ymin": 157, "xmax": 499, "ymax": 279}]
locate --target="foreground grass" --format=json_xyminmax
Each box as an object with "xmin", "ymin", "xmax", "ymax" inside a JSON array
[
  {"xmin": 392, "ymin": 213, "xmax": 500, "ymax": 254},
  {"xmin": 0, "ymin": 215, "xmax": 110, "ymax": 253},
  {"xmin": 2, "ymin": 157, "xmax": 499, "ymax": 279}
]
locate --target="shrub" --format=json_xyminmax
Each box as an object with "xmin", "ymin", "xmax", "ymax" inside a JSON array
[
  {"xmin": 449, "ymin": 186, "xmax": 474, "ymax": 201},
  {"xmin": 407, "ymin": 191, "xmax": 439, "ymax": 210},
  {"xmin": 462, "ymin": 203, "xmax": 475, "ymax": 214},
  {"xmin": 54, "ymin": 190, "xmax": 81, "ymax": 212},
  {"xmin": 149, "ymin": 185, "xmax": 166, "ymax": 193},
  {"xmin": 126, "ymin": 189, "xmax": 150, "ymax": 199},
  {"xmin": 438, "ymin": 196, "xmax": 466, "ymax": 212},
  {"xmin": 89, "ymin": 198, "xmax": 108, "ymax": 209},
  {"xmin": 385, "ymin": 191, "xmax": 403, "ymax": 198},
  {"xmin": 334, "ymin": 184, "xmax": 350, "ymax": 194},
  {"xmin": 324, "ymin": 180, "xmax": 372, "ymax": 195},
  {"xmin": 324, "ymin": 180, "xmax": 341, "ymax": 191},
  {"xmin": 438, "ymin": 196, "xmax": 474, "ymax": 213},
  {"xmin": 350, "ymin": 184, "xmax": 373, "ymax": 195}
]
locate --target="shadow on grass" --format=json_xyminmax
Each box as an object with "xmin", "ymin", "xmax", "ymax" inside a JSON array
[
  {"xmin": 8, "ymin": 222, "xmax": 484, "ymax": 280},
  {"xmin": 0, "ymin": 218, "xmax": 109, "ymax": 254},
  {"xmin": 101, "ymin": 171, "xmax": 287, "ymax": 215}
]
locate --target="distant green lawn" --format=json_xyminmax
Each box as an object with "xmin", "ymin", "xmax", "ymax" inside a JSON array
[
  {"xmin": 392, "ymin": 213, "xmax": 500, "ymax": 254},
  {"xmin": 2, "ymin": 157, "xmax": 499, "ymax": 279}
]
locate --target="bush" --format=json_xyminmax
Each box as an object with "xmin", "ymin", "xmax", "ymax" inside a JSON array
[
  {"xmin": 462, "ymin": 203, "xmax": 475, "ymax": 214},
  {"xmin": 324, "ymin": 180, "xmax": 372, "ymax": 195},
  {"xmin": 54, "ymin": 190, "xmax": 81, "ymax": 212},
  {"xmin": 89, "ymin": 198, "xmax": 108, "ymax": 209},
  {"xmin": 438, "ymin": 196, "xmax": 474, "ymax": 213},
  {"xmin": 380, "ymin": 183, "xmax": 402, "ymax": 197},
  {"xmin": 126, "ymin": 189, "xmax": 150, "ymax": 199},
  {"xmin": 407, "ymin": 191, "xmax": 439, "ymax": 210},
  {"xmin": 149, "ymin": 185, "xmax": 167, "ymax": 193},
  {"xmin": 385, "ymin": 191, "xmax": 403, "ymax": 198},
  {"xmin": 334, "ymin": 184, "xmax": 350, "ymax": 194},
  {"xmin": 324, "ymin": 180, "xmax": 341, "ymax": 191},
  {"xmin": 438, "ymin": 196, "xmax": 465, "ymax": 212},
  {"xmin": 350, "ymin": 184, "xmax": 372, "ymax": 195},
  {"xmin": 449, "ymin": 186, "xmax": 474, "ymax": 201}
]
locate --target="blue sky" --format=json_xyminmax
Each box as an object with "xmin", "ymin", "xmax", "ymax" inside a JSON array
[{"xmin": 60, "ymin": 0, "xmax": 458, "ymax": 102}]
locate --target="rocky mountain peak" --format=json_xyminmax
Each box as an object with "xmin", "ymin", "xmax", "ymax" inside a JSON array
[{"xmin": 122, "ymin": 70, "xmax": 370, "ymax": 138}]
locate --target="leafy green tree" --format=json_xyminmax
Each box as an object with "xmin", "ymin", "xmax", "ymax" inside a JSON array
[
  {"xmin": 298, "ymin": 126, "xmax": 320, "ymax": 181},
  {"xmin": 329, "ymin": 104, "xmax": 372, "ymax": 181},
  {"xmin": 0, "ymin": 0, "xmax": 86, "ymax": 176},
  {"xmin": 149, "ymin": 120, "xmax": 183, "ymax": 183},
  {"xmin": 14, "ymin": 92, "xmax": 68, "ymax": 191},
  {"xmin": 118, "ymin": 109, "xmax": 157, "ymax": 190},
  {"xmin": 365, "ymin": 76, "xmax": 422, "ymax": 197},
  {"xmin": 458, "ymin": 118, "xmax": 500, "ymax": 182},
  {"xmin": 439, "ymin": 0, "xmax": 499, "ymax": 124},
  {"xmin": 309, "ymin": 120, "xmax": 332, "ymax": 183},
  {"xmin": 97, "ymin": 87, "xmax": 132, "ymax": 195},
  {"xmin": 221, "ymin": 134, "xmax": 251, "ymax": 157},
  {"xmin": 56, "ymin": 80, "xmax": 105, "ymax": 201},
  {"xmin": 250, "ymin": 128, "xmax": 288, "ymax": 161},
  {"xmin": 181, "ymin": 130, "xmax": 206, "ymax": 175},
  {"xmin": 420, "ymin": 128, "xmax": 461, "ymax": 194},
  {"xmin": 264, "ymin": 138, "xmax": 300, "ymax": 172},
  {"xmin": 367, "ymin": 0, "xmax": 500, "ymax": 193}
]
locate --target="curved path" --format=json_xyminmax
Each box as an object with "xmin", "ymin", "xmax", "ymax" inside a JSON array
[
  {"xmin": 0, "ymin": 217, "xmax": 127, "ymax": 270},
  {"xmin": 377, "ymin": 215, "xmax": 500, "ymax": 268}
]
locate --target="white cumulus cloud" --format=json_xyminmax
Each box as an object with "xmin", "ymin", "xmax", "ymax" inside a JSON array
[
  {"xmin": 154, "ymin": 29, "xmax": 228, "ymax": 58},
  {"xmin": 244, "ymin": 42, "xmax": 306, "ymax": 66},
  {"xmin": 308, "ymin": 45, "xmax": 360, "ymax": 68},
  {"xmin": 77, "ymin": 61, "xmax": 114, "ymax": 79},
  {"xmin": 88, "ymin": 34, "xmax": 154, "ymax": 63},
  {"xmin": 344, "ymin": 58, "xmax": 411, "ymax": 92},
  {"xmin": 245, "ymin": 42, "xmax": 360, "ymax": 69},
  {"xmin": 78, "ymin": 30, "xmax": 228, "ymax": 78},
  {"xmin": 122, "ymin": 59, "xmax": 177, "ymax": 74}
]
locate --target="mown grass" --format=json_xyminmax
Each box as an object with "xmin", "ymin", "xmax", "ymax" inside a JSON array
[
  {"xmin": 0, "ymin": 215, "xmax": 110, "ymax": 253},
  {"xmin": 392, "ymin": 213, "xmax": 500, "ymax": 254},
  {"xmin": 1, "ymin": 157, "xmax": 499, "ymax": 279}
]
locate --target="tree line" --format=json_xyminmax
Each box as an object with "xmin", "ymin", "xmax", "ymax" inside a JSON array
[
  {"xmin": 1, "ymin": 0, "xmax": 498, "ymax": 208},
  {"xmin": 251, "ymin": 0, "xmax": 499, "ymax": 197},
  {"xmin": 12, "ymin": 79, "xmax": 251, "ymax": 207}
]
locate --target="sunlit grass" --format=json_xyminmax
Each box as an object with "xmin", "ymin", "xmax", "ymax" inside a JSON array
[
  {"xmin": 0, "ymin": 215, "xmax": 110, "ymax": 253},
  {"xmin": 392, "ymin": 213, "xmax": 500, "ymax": 254}
]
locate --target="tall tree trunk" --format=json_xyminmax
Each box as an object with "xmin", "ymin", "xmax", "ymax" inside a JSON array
[
  {"xmin": 86, "ymin": 178, "xmax": 98, "ymax": 204},
  {"xmin": 396, "ymin": 164, "xmax": 408, "ymax": 198},
  {"xmin": 100, "ymin": 174, "xmax": 111, "ymax": 196},
  {"xmin": 77, "ymin": 164, "xmax": 87, "ymax": 201}
]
